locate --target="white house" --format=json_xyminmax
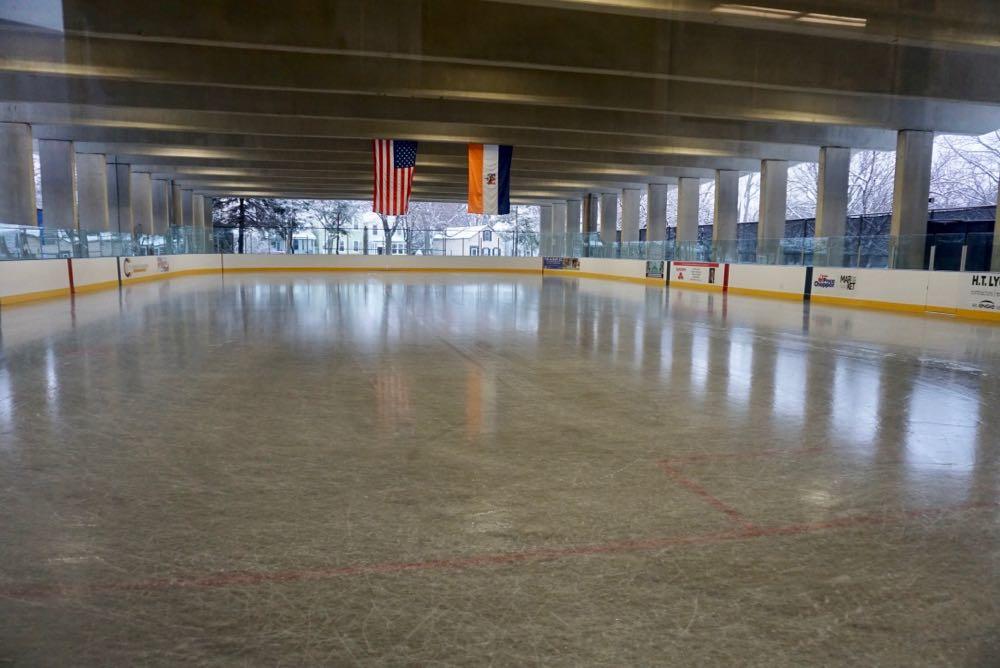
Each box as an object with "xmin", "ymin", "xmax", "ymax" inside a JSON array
[{"xmin": 432, "ymin": 225, "xmax": 502, "ymax": 256}]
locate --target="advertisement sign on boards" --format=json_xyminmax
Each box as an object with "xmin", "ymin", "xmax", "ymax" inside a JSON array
[
  {"xmin": 671, "ymin": 261, "xmax": 719, "ymax": 285},
  {"xmin": 967, "ymin": 273, "xmax": 1000, "ymax": 312}
]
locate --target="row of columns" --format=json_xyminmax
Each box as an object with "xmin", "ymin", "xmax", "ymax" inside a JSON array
[
  {"xmin": 542, "ymin": 130, "xmax": 989, "ymax": 270},
  {"xmin": 0, "ymin": 122, "xmax": 212, "ymax": 241}
]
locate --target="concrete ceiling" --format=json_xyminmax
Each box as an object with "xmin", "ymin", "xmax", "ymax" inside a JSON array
[{"xmin": 1, "ymin": 0, "xmax": 999, "ymax": 202}]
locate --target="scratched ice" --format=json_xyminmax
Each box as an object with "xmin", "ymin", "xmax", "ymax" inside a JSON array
[{"xmin": 0, "ymin": 273, "xmax": 997, "ymax": 666}]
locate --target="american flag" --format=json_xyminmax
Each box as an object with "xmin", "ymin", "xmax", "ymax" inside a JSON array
[{"xmin": 373, "ymin": 139, "xmax": 418, "ymax": 215}]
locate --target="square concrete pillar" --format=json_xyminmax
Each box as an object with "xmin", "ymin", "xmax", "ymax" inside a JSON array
[
  {"xmin": 712, "ymin": 170, "xmax": 739, "ymax": 243},
  {"xmin": 192, "ymin": 194, "xmax": 205, "ymax": 229},
  {"xmin": 151, "ymin": 178, "xmax": 171, "ymax": 235},
  {"xmin": 816, "ymin": 147, "xmax": 851, "ymax": 266},
  {"xmin": 130, "ymin": 172, "xmax": 153, "ymax": 238},
  {"xmin": 758, "ymin": 160, "xmax": 788, "ymax": 243},
  {"xmin": 815, "ymin": 147, "xmax": 851, "ymax": 238},
  {"xmin": 76, "ymin": 153, "xmax": 110, "ymax": 233},
  {"xmin": 584, "ymin": 193, "xmax": 599, "ymax": 236},
  {"xmin": 171, "ymin": 182, "xmax": 184, "ymax": 227},
  {"xmin": 620, "ymin": 188, "xmax": 641, "ymax": 243},
  {"xmin": 38, "ymin": 140, "xmax": 78, "ymax": 231},
  {"xmin": 551, "ymin": 201, "xmax": 568, "ymax": 256},
  {"xmin": 676, "ymin": 178, "xmax": 700, "ymax": 243},
  {"xmin": 994, "ymin": 180, "xmax": 1000, "ymax": 272},
  {"xmin": 182, "ymin": 189, "xmax": 194, "ymax": 231},
  {"xmin": 599, "ymin": 192, "xmax": 618, "ymax": 245},
  {"xmin": 891, "ymin": 130, "xmax": 934, "ymax": 270},
  {"xmin": 201, "ymin": 195, "xmax": 215, "ymax": 231},
  {"xmin": 539, "ymin": 204, "xmax": 554, "ymax": 255},
  {"xmin": 566, "ymin": 199, "xmax": 581, "ymax": 237},
  {"xmin": 646, "ymin": 183, "xmax": 667, "ymax": 242},
  {"xmin": 0, "ymin": 123, "xmax": 37, "ymax": 227},
  {"xmin": 107, "ymin": 162, "xmax": 132, "ymax": 235}
]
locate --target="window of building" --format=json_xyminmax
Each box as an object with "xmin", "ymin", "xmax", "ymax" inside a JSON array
[
  {"xmin": 470, "ymin": 246, "xmax": 479, "ymax": 256},
  {"xmin": 372, "ymin": 226, "xmax": 379, "ymax": 236},
  {"xmin": 391, "ymin": 242, "xmax": 405, "ymax": 255},
  {"xmin": 353, "ymin": 241, "xmax": 359, "ymax": 252},
  {"xmin": 483, "ymin": 229, "xmax": 492, "ymax": 242}
]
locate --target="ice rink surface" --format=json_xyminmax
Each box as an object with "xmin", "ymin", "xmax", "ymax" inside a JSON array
[{"xmin": 1, "ymin": 272, "xmax": 998, "ymax": 665}]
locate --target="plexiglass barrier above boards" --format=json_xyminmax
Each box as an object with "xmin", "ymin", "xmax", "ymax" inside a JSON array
[
  {"xmin": 541, "ymin": 232, "xmax": 998, "ymax": 272},
  {"xmin": 0, "ymin": 225, "xmax": 543, "ymax": 261}
]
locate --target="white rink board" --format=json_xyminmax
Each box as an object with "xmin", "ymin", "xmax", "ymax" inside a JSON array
[
  {"xmin": 811, "ymin": 267, "xmax": 929, "ymax": 307},
  {"xmin": 577, "ymin": 258, "xmax": 648, "ymax": 279},
  {"xmin": 728, "ymin": 264, "xmax": 806, "ymax": 295},
  {"xmin": 71, "ymin": 257, "xmax": 119, "ymax": 289},
  {"xmin": 222, "ymin": 254, "xmax": 541, "ymax": 272},
  {"xmin": 119, "ymin": 254, "xmax": 222, "ymax": 283},
  {"xmin": 670, "ymin": 261, "xmax": 723, "ymax": 287},
  {"xmin": 0, "ymin": 259, "xmax": 69, "ymax": 301}
]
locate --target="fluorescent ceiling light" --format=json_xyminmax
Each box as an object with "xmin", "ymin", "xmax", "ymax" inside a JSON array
[
  {"xmin": 712, "ymin": 4, "xmax": 866, "ymax": 28},
  {"xmin": 712, "ymin": 4, "xmax": 797, "ymax": 20},
  {"xmin": 798, "ymin": 13, "xmax": 867, "ymax": 28}
]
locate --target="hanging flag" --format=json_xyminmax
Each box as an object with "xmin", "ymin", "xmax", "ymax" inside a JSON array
[
  {"xmin": 468, "ymin": 144, "xmax": 512, "ymax": 215},
  {"xmin": 373, "ymin": 139, "xmax": 418, "ymax": 215}
]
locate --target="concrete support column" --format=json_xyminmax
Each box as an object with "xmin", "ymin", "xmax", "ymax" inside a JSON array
[
  {"xmin": 192, "ymin": 194, "xmax": 205, "ymax": 229},
  {"xmin": 599, "ymin": 192, "xmax": 617, "ymax": 245},
  {"xmin": 202, "ymin": 196, "xmax": 214, "ymax": 251},
  {"xmin": 815, "ymin": 148, "xmax": 851, "ymax": 238},
  {"xmin": 584, "ymin": 193, "xmax": 599, "ymax": 237},
  {"xmin": 758, "ymin": 160, "xmax": 788, "ymax": 244},
  {"xmin": 0, "ymin": 123, "xmax": 37, "ymax": 226},
  {"xmin": 676, "ymin": 177, "xmax": 700, "ymax": 243},
  {"xmin": 539, "ymin": 204, "xmax": 554, "ymax": 255},
  {"xmin": 168, "ymin": 182, "xmax": 181, "ymax": 227},
  {"xmin": 77, "ymin": 153, "xmax": 109, "ymax": 233},
  {"xmin": 202, "ymin": 196, "xmax": 213, "ymax": 225},
  {"xmin": 566, "ymin": 199, "xmax": 581, "ymax": 237},
  {"xmin": 815, "ymin": 147, "xmax": 851, "ymax": 266},
  {"xmin": 994, "ymin": 180, "xmax": 1000, "ymax": 272},
  {"xmin": 712, "ymin": 170, "xmax": 739, "ymax": 243},
  {"xmin": 107, "ymin": 162, "xmax": 132, "ymax": 235},
  {"xmin": 38, "ymin": 140, "xmax": 77, "ymax": 231},
  {"xmin": 620, "ymin": 188, "xmax": 641, "ymax": 243},
  {"xmin": 552, "ymin": 201, "xmax": 568, "ymax": 255},
  {"xmin": 130, "ymin": 172, "xmax": 153, "ymax": 238},
  {"xmin": 646, "ymin": 183, "xmax": 667, "ymax": 242},
  {"xmin": 151, "ymin": 178, "xmax": 170, "ymax": 235},
  {"xmin": 891, "ymin": 130, "xmax": 934, "ymax": 270},
  {"xmin": 181, "ymin": 189, "xmax": 194, "ymax": 231},
  {"xmin": 192, "ymin": 194, "xmax": 205, "ymax": 251}
]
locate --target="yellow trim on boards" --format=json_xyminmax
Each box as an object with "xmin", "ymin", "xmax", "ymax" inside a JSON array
[
  {"xmin": 670, "ymin": 281, "xmax": 724, "ymax": 293},
  {"xmin": 727, "ymin": 286, "xmax": 803, "ymax": 301},
  {"xmin": 544, "ymin": 268, "xmax": 663, "ymax": 286},
  {"xmin": 809, "ymin": 294, "xmax": 926, "ymax": 314},
  {"xmin": 73, "ymin": 279, "xmax": 122, "ymax": 294},
  {"xmin": 809, "ymin": 294, "xmax": 1000, "ymax": 323},
  {"xmin": 121, "ymin": 268, "xmax": 222, "ymax": 285},
  {"xmin": 223, "ymin": 266, "xmax": 541, "ymax": 275},
  {"xmin": 0, "ymin": 287, "xmax": 72, "ymax": 306}
]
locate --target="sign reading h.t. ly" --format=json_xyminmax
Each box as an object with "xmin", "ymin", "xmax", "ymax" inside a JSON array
[{"xmin": 968, "ymin": 273, "xmax": 1000, "ymax": 311}]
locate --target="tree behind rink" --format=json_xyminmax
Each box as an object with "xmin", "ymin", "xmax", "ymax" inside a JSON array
[{"xmin": 213, "ymin": 197, "xmax": 306, "ymax": 254}]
